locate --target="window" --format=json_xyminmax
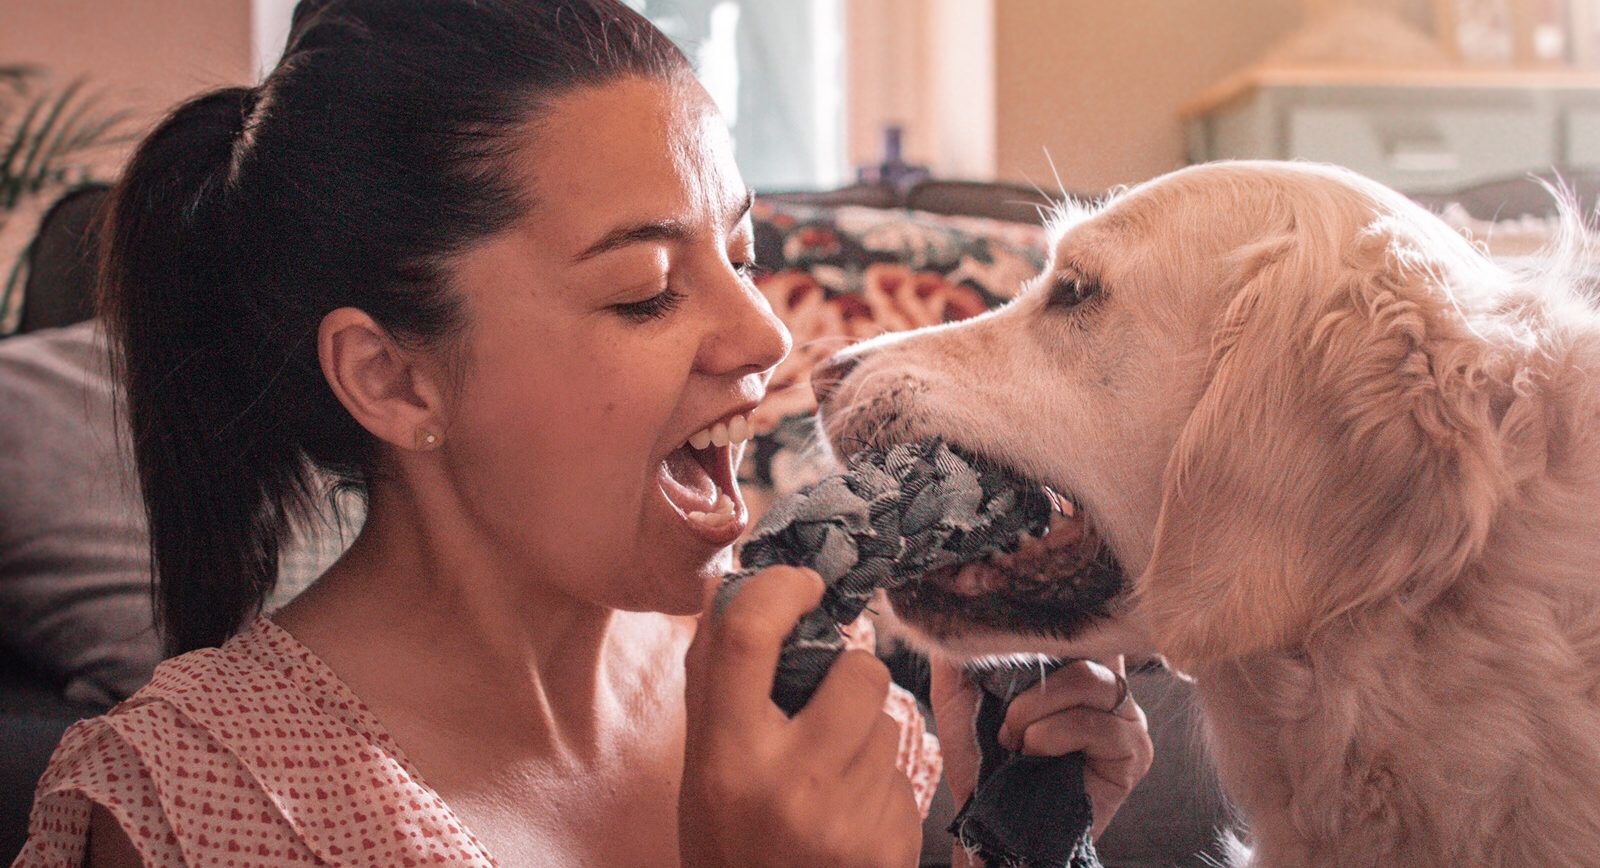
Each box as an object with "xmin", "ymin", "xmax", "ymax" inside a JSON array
[
  {"xmin": 251, "ymin": 0, "xmax": 851, "ymax": 190},
  {"xmin": 630, "ymin": 0, "xmax": 848, "ymax": 190}
]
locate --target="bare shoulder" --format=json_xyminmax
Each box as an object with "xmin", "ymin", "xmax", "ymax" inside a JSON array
[{"xmin": 85, "ymin": 803, "xmax": 145, "ymax": 868}]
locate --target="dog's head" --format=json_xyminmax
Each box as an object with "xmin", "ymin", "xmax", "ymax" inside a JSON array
[{"xmin": 817, "ymin": 161, "xmax": 1556, "ymax": 668}]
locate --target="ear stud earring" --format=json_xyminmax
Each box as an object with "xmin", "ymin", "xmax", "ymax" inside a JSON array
[{"xmin": 415, "ymin": 429, "xmax": 441, "ymax": 451}]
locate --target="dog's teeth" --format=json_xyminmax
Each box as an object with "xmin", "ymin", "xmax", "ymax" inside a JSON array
[{"xmin": 1042, "ymin": 487, "xmax": 1075, "ymax": 517}]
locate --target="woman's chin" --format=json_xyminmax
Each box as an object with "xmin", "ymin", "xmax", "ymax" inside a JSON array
[{"xmin": 609, "ymin": 546, "xmax": 733, "ymax": 617}]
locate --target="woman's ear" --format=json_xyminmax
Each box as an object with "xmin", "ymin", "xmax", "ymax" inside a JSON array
[
  {"xmin": 1134, "ymin": 232, "xmax": 1524, "ymax": 671},
  {"xmin": 317, "ymin": 307, "xmax": 449, "ymax": 452}
]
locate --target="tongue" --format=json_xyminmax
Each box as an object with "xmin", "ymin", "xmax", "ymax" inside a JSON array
[
  {"xmin": 932, "ymin": 509, "xmax": 1094, "ymax": 596},
  {"xmin": 949, "ymin": 561, "xmax": 1012, "ymax": 597},
  {"xmin": 661, "ymin": 446, "xmax": 719, "ymax": 513}
]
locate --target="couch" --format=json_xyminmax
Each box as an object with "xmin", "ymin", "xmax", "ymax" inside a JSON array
[
  {"xmin": 4, "ymin": 170, "xmax": 1593, "ymax": 865},
  {"xmin": 0, "ymin": 186, "xmax": 355, "ymax": 860}
]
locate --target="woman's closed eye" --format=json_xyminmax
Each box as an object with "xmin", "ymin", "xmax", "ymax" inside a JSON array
[
  {"xmin": 614, "ymin": 286, "xmax": 686, "ymax": 322},
  {"xmin": 612, "ymin": 258, "xmax": 763, "ymax": 323}
]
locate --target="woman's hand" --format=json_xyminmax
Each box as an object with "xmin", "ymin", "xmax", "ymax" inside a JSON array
[
  {"xmin": 930, "ymin": 657, "xmax": 1153, "ymax": 840},
  {"xmin": 680, "ymin": 567, "xmax": 922, "ymax": 868}
]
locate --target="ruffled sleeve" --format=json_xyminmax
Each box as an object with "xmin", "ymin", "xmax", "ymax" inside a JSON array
[{"xmin": 14, "ymin": 716, "xmax": 186, "ymax": 867}]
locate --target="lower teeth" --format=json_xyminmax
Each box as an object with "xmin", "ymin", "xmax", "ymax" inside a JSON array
[{"xmin": 688, "ymin": 493, "xmax": 736, "ymax": 524}]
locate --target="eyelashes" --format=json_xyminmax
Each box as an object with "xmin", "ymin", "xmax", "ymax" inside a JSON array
[
  {"xmin": 613, "ymin": 287, "xmax": 686, "ymax": 322},
  {"xmin": 1047, "ymin": 273, "xmax": 1103, "ymax": 310},
  {"xmin": 613, "ymin": 260, "xmax": 762, "ymax": 323}
]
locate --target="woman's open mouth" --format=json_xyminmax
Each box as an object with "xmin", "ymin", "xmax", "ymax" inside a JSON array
[
  {"xmin": 659, "ymin": 412, "xmax": 753, "ymax": 546},
  {"xmin": 886, "ymin": 456, "xmax": 1127, "ymax": 644}
]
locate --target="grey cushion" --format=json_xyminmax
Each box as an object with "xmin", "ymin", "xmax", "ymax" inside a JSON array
[
  {"xmin": 1095, "ymin": 667, "xmax": 1234, "ymax": 867},
  {"xmin": 0, "ymin": 321, "xmax": 354, "ymax": 706}
]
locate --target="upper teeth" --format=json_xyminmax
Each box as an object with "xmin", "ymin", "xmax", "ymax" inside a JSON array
[{"xmin": 688, "ymin": 413, "xmax": 752, "ymax": 450}]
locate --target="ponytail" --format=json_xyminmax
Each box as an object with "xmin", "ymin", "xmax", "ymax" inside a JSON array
[{"xmin": 101, "ymin": 88, "xmax": 313, "ymax": 655}]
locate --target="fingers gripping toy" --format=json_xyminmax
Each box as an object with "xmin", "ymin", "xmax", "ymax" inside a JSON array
[{"xmin": 716, "ymin": 439, "xmax": 1103, "ymax": 868}]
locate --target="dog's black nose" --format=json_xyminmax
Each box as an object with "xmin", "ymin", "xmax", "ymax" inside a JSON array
[{"xmin": 811, "ymin": 353, "xmax": 860, "ymax": 405}]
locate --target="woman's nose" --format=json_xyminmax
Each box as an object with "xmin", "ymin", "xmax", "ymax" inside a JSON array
[
  {"xmin": 811, "ymin": 352, "xmax": 860, "ymax": 405},
  {"xmin": 700, "ymin": 274, "xmax": 791, "ymax": 376}
]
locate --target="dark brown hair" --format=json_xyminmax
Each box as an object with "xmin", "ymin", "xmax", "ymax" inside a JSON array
[{"xmin": 100, "ymin": 0, "xmax": 689, "ymax": 655}]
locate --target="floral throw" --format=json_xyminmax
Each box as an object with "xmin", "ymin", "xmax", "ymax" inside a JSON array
[{"xmin": 741, "ymin": 200, "xmax": 1048, "ymax": 519}]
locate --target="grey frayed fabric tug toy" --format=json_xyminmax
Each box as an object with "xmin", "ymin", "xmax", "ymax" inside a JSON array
[{"xmin": 715, "ymin": 439, "xmax": 1102, "ymax": 868}]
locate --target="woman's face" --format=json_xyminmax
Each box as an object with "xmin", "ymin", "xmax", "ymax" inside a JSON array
[{"xmin": 442, "ymin": 75, "xmax": 789, "ymax": 615}]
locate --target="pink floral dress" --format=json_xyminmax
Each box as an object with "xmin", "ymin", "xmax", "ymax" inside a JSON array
[{"xmin": 15, "ymin": 617, "xmax": 940, "ymax": 866}]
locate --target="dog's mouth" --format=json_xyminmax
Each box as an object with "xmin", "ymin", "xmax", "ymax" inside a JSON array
[{"xmin": 886, "ymin": 452, "xmax": 1127, "ymax": 645}]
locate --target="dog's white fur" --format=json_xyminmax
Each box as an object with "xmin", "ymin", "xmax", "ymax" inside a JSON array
[{"xmin": 819, "ymin": 161, "xmax": 1600, "ymax": 866}]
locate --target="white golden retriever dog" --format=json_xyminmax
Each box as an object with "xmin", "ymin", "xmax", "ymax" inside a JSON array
[{"xmin": 812, "ymin": 161, "xmax": 1600, "ymax": 866}]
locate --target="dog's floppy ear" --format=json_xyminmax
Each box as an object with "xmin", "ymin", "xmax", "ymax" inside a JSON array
[{"xmin": 1136, "ymin": 227, "xmax": 1538, "ymax": 669}]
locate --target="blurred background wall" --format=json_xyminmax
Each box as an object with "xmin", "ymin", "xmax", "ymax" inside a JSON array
[
  {"xmin": 4, "ymin": 0, "xmax": 1592, "ymax": 192},
  {"xmin": 988, "ymin": 0, "xmax": 1441, "ymax": 188},
  {"xmin": 992, "ymin": 1, "xmax": 1304, "ymax": 189},
  {"xmin": 0, "ymin": 0, "xmax": 253, "ymax": 177},
  {"xmin": 0, "ymin": 0, "xmax": 1337, "ymax": 189}
]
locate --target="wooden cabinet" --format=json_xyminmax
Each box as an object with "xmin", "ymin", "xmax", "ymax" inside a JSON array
[{"xmin": 1183, "ymin": 67, "xmax": 1600, "ymax": 193}]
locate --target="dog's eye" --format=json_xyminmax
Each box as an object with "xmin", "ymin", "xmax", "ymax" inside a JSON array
[{"xmin": 1048, "ymin": 274, "xmax": 1101, "ymax": 310}]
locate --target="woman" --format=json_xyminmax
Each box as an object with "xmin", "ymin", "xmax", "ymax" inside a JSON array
[{"xmin": 17, "ymin": 1, "xmax": 1151, "ymax": 865}]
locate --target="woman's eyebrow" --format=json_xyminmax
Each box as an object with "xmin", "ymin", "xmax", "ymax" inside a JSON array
[
  {"xmin": 572, "ymin": 219, "xmax": 692, "ymax": 263},
  {"xmin": 572, "ymin": 189, "xmax": 756, "ymax": 264},
  {"xmin": 730, "ymin": 188, "xmax": 755, "ymax": 227}
]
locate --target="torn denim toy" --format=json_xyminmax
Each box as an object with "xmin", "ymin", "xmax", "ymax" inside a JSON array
[{"xmin": 716, "ymin": 439, "xmax": 1102, "ymax": 868}]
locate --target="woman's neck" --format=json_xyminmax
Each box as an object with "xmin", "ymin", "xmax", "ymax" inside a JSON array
[{"xmin": 274, "ymin": 489, "xmax": 659, "ymax": 758}]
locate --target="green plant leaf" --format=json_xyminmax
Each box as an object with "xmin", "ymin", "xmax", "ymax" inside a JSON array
[
  {"xmin": 14, "ymin": 79, "xmax": 85, "ymax": 202},
  {"xmin": 0, "ymin": 66, "xmax": 37, "ymax": 118},
  {"xmin": 0, "ymin": 95, "xmax": 48, "ymax": 209},
  {"xmin": 1, "ymin": 75, "xmax": 126, "ymax": 211},
  {"xmin": 0, "ymin": 65, "xmax": 41, "ymax": 103},
  {"xmin": 0, "ymin": 66, "xmax": 124, "ymax": 333},
  {"xmin": 26, "ymin": 93, "xmax": 107, "ymax": 197},
  {"xmin": 0, "ymin": 237, "xmax": 29, "ymax": 335},
  {"xmin": 57, "ymin": 106, "xmax": 134, "ymax": 158}
]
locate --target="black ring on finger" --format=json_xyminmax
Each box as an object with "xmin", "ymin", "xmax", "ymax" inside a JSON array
[{"xmin": 1105, "ymin": 670, "xmax": 1134, "ymax": 718}]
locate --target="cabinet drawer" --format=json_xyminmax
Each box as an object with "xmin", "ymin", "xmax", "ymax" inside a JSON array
[
  {"xmin": 1288, "ymin": 104, "xmax": 1556, "ymax": 193},
  {"xmin": 1566, "ymin": 108, "xmax": 1600, "ymax": 168}
]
